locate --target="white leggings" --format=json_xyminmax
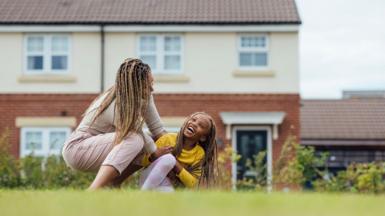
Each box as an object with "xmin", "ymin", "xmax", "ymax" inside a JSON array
[{"xmin": 139, "ymin": 154, "xmax": 176, "ymax": 192}]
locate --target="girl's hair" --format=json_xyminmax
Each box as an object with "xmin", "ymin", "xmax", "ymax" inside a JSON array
[
  {"xmin": 173, "ymin": 112, "xmax": 218, "ymax": 187},
  {"xmin": 90, "ymin": 58, "xmax": 152, "ymax": 145}
]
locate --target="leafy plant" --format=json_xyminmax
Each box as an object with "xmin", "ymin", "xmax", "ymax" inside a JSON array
[
  {"xmin": 274, "ymin": 135, "xmax": 329, "ymax": 189},
  {"xmin": 0, "ymin": 129, "xmax": 21, "ymax": 188},
  {"xmin": 313, "ymin": 162, "xmax": 385, "ymax": 194}
]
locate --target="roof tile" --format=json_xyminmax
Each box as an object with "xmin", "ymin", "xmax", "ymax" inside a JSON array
[
  {"xmin": 301, "ymin": 99, "xmax": 385, "ymax": 140},
  {"xmin": 0, "ymin": 0, "xmax": 301, "ymax": 24}
]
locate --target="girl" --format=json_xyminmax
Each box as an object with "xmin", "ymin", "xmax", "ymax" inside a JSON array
[
  {"xmin": 62, "ymin": 58, "xmax": 170, "ymax": 190},
  {"xmin": 139, "ymin": 112, "xmax": 218, "ymax": 191}
]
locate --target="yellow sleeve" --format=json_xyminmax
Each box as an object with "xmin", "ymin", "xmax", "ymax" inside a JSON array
[
  {"xmin": 176, "ymin": 147, "xmax": 205, "ymax": 188},
  {"xmin": 177, "ymin": 168, "xmax": 199, "ymax": 188},
  {"xmin": 141, "ymin": 133, "xmax": 177, "ymax": 167},
  {"xmin": 141, "ymin": 153, "xmax": 151, "ymax": 167}
]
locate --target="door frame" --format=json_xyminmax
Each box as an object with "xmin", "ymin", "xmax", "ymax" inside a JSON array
[{"xmin": 231, "ymin": 125, "xmax": 272, "ymax": 191}]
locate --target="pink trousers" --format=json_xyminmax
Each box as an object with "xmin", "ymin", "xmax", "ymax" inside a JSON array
[
  {"xmin": 62, "ymin": 129, "xmax": 144, "ymax": 174},
  {"xmin": 139, "ymin": 154, "xmax": 175, "ymax": 192}
]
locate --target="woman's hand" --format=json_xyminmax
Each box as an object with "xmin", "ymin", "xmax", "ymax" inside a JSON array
[{"xmin": 149, "ymin": 146, "xmax": 173, "ymax": 162}]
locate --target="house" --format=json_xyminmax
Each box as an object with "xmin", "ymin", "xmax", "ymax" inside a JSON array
[
  {"xmin": 0, "ymin": 0, "xmax": 301, "ymax": 186},
  {"xmin": 301, "ymin": 91, "xmax": 385, "ymax": 173}
]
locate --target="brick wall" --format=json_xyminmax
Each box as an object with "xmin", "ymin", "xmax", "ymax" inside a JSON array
[
  {"xmin": 0, "ymin": 94, "xmax": 97, "ymax": 157},
  {"xmin": 154, "ymin": 93, "xmax": 300, "ymax": 162},
  {"xmin": 0, "ymin": 93, "xmax": 300, "ymax": 162}
]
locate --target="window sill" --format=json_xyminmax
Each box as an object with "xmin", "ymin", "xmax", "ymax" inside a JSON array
[
  {"xmin": 232, "ymin": 70, "xmax": 275, "ymax": 78},
  {"xmin": 18, "ymin": 74, "xmax": 77, "ymax": 83},
  {"xmin": 154, "ymin": 74, "xmax": 190, "ymax": 83},
  {"xmin": 16, "ymin": 117, "xmax": 77, "ymax": 127}
]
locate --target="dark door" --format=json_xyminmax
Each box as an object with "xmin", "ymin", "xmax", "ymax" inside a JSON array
[{"xmin": 236, "ymin": 130, "xmax": 267, "ymax": 181}]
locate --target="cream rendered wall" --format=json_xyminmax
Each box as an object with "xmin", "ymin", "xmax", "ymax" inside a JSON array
[
  {"xmin": 104, "ymin": 33, "xmax": 137, "ymax": 89},
  {"xmin": 0, "ymin": 31, "xmax": 298, "ymax": 94},
  {"xmin": 104, "ymin": 32, "xmax": 299, "ymax": 94},
  {"xmin": 0, "ymin": 32, "xmax": 100, "ymax": 93}
]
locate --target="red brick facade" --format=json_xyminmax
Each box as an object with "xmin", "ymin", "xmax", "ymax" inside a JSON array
[
  {"xmin": 0, "ymin": 93, "xmax": 300, "ymax": 162},
  {"xmin": 154, "ymin": 93, "xmax": 300, "ymax": 162},
  {"xmin": 0, "ymin": 94, "xmax": 97, "ymax": 157}
]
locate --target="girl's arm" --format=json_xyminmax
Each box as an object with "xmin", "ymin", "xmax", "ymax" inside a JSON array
[
  {"xmin": 173, "ymin": 161, "xmax": 184, "ymax": 174},
  {"xmin": 172, "ymin": 161, "xmax": 202, "ymax": 188}
]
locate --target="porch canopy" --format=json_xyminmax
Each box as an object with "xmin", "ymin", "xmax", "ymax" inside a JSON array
[{"xmin": 220, "ymin": 112, "xmax": 286, "ymax": 140}]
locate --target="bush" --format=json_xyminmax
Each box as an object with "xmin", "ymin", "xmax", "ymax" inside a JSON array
[
  {"xmin": 0, "ymin": 129, "xmax": 22, "ymax": 188},
  {"xmin": 19, "ymin": 155, "xmax": 96, "ymax": 189},
  {"xmin": 274, "ymin": 135, "xmax": 328, "ymax": 189},
  {"xmin": 215, "ymin": 145, "xmax": 237, "ymax": 190},
  {"xmin": 216, "ymin": 145, "xmax": 267, "ymax": 191},
  {"xmin": 313, "ymin": 162, "xmax": 385, "ymax": 194},
  {"xmin": 18, "ymin": 154, "xmax": 95, "ymax": 189},
  {"xmin": 216, "ymin": 136, "xmax": 329, "ymax": 191},
  {"xmin": 0, "ymin": 129, "xmax": 95, "ymax": 189},
  {"xmin": 236, "ymin": 151, "xmax": 267, "ymax": 191},
  {"xmin": 2, "ymin": 127, "xmax": 385, "ymax": 193},
  {"xmin": 20, "ymin": 155, "xmax": 45, "ymax": 188}
]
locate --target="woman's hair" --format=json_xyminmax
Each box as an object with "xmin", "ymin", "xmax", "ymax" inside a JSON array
[
  {"xmin": 90, "ymin": 58, "xmax": 152, "ymax": 145},
  {"xmin": 173, "ymin": 112, "xmax": 218, "ymax": 188}
]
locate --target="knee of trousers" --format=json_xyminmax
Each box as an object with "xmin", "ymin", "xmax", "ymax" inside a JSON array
[
  {"xmin": 158, "ymin": 154, "xmax": 177, "ymax": 169},
  {"xmin": 120, "ymin": 133, "xmax": 145, "ymax": 154}
]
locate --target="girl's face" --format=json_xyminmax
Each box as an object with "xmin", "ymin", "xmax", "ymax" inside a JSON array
[{"xmin": 183, "ymin": 114, "xmax": 211, "ymax": 141}]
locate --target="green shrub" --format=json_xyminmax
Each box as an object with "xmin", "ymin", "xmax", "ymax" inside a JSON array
[
  {"xmin": 20, "ymin": 155, "xmax": 45, "ymax": 188},
  {"xmin": 216, "ymin": 145, "xmax": 236, "ymax": 190},
  {"xmin": 43, "ymin": 156, "xmax": 95, "ymax": 189},
  {"xmin": 19, "ymin": 154, "xmax": 95, "ymax": 189},
  {"xmin": 0, "ymin": 129, "xmax": 22, "ymax": 188},
  {"xmin": 236, "ymin": 151, "xmax": 267, "ymax": 191},
  {"xmin": 2, "ymin": 128, "xmax": 385, "ymax": 193},
  {"xmin": 314, "ymin": 162, "xmax": 385, "ymax": 194},
  {"xmin": 0, "ymin": 129, "xmax": 95, "ymax": 189},
  {"xmin": 274, "ymin": 135, "xmax": 328, "ymax": 189}
]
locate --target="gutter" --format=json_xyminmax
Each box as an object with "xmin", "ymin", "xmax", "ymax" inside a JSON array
[{"xmin": 100, "ymin": 24, "xmax": 105, "ymax": 93}]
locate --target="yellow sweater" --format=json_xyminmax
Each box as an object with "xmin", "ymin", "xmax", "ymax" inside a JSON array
[{"xmin": 142, "ymin": 133, "xmax": 205, "ymax": 188}]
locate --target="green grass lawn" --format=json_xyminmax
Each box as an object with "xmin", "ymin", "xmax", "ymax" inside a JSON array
[{"xmin": 1, "ymin": 190, "xmax": 385, "ymax": 216}]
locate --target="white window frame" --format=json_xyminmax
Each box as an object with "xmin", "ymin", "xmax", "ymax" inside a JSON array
[
  {"xmin": 137, "ymin": 34, "xmax": 184, "ymax": 74},
  {"xmin": 238, "ymin": 34, "xmax": 269, "ymax": 70},
  {"xmin": 24, "ymin": 34, "xmax": 71, "ymax": 74},
  {"xmin": 20, "ymin": 127, "xmax": 71, "ymax": 157}
]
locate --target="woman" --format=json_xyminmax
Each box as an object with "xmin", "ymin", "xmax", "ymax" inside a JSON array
[{"xmin": 62, "ymin": 58, "xmax": 171, "ymax": 189}]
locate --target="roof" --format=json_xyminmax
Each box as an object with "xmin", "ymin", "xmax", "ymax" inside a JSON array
[
  {"xmin": 301, "ymin": 99, "xmax": 385, "ymax": 141},
  {"xmin": 0, "ymin": 0, "xmax": 301, "ymax": 25},
  {"xmin": 343, "ymin": 90, "xmax": 385, "ymax": 99},
  {"xmin": 220, "ymin": 112, "xmax": 286, "ymax": 125}
]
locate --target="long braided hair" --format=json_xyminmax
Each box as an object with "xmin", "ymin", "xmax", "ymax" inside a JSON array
[
  {"xmin": 90, "ymin": 58, "xmax": 152, "ymax": 145},
  {"xmin": 173, "ymin": 112, "xmax": 218, "ymax": 188}
]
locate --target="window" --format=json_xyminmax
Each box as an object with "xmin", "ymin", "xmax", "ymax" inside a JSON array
[
  {"xmin": 25, "ymin": 35, "xmax": 70, "ymax": 74},
  {"xmin": 238, "ymin": 35, "xmax": 269, "ymax": 69},
  {"xmin": 143, "ymin": 116, "xmax": 184, "ymax": 134},
  {"xmin": 138, "ymin": 35, "xmax": 183, "ymax": 74},
  {"xmin": 20, "ymin": 127, "xmax": 71, "ymax": 157}
]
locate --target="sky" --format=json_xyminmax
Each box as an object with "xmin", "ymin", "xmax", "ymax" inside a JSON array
[{"xmin": 296, "ymin": 0, "xmax": 385, "ymax": 99}]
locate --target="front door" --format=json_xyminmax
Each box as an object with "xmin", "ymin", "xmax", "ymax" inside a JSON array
[{"xmin": 236, "ymin": 130, "xmax": 268, "ymax": 183}]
